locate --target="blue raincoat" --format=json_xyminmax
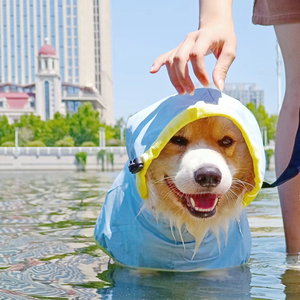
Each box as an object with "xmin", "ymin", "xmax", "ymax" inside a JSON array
[{"xmin": 95, "ymin": 88, "xmax": 266, "ymax": 271}]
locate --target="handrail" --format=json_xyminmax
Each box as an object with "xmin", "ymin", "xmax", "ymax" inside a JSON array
[{"xmin": 0, "ymin": 147, "xmax": 127, "ymax": 157}]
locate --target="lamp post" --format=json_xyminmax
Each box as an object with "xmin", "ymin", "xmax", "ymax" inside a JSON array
[
  {"xmin": 99, "ymin": 128, "xmax": 102, "ymax": 147},
  {"xmin": 15, "ymin": 127, "xmax": 19, "ymax": 149},
  {"xmin": 99, "ymin": 128, "xmax": 106, "ymax": 148},
  {"xmin": 120, "ymin": 125, "xmax": 124, "ymax": 143},
  {"xmin": 102, "ymin": 128, "xmax": 106, "ymax": 147},
  {"xmin": 261, "ymin": 127, "xmax": 268, "ymax": 146}
]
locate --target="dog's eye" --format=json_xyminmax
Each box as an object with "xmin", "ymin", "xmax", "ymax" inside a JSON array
[
  {"xmin": 218, "ymin": 136, "xmax": 234, "ymax": 148},
  {"xmin": 170, "ymin": 136, "xmax": 188, "ymax": 146}
]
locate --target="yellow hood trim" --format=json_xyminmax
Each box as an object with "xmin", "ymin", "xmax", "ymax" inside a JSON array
[{"xmin": 136, "ymin": 102, "xmax": 262, "ymax": 207}]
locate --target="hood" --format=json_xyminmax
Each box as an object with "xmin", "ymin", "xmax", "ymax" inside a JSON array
[
  {"xmin": 126, "ymin": 88, "xmax": 265, "ymax": 207},
  {"xmin": 95, "ymin": 88, "xmax": 260, "ymax": 270}
]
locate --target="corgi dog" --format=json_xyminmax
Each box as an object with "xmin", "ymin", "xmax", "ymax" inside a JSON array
[
  {"xmin": 146, "ymin": 116, "xmax": 255, "ymax": 252},
  {"xmin": 95, "ymin": 88, "xmax": 265, "ymax": 270}
]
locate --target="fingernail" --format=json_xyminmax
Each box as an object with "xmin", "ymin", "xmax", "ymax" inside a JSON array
[
  {"xmin": 177, "ymin": 87, "xmax": 185, "ymax": 95},
  {"xmin": 218, "ymin": 79, "xmax": 224, "ymax": 91},
  {"xmin": 188, "ymin": 90, "xmax": 195, "ymax": 96},
  {"xmin": 150, "ymin": 64, "xmax": 156, "ymax": 72},
  {"xmin": 202, "ymin": 80, "xmax": 210, "ymax": 87}
]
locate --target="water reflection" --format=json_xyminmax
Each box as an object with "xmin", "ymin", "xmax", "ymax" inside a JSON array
[
  {"xmin": 0, "ymin": 171, "xmax": 115, "ymax": 299},
  {"xmin": 96, "ymin": 264, "xmax": 252, "ymax": 300},
  {"xmin": 0, "ymin": 170, "xmax": 297, "ymax": 299},
  {"xmin": 282, "ymin": 268, "xmax": 300, "ymax": 300}
]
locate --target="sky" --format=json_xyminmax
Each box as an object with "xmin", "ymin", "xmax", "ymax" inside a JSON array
[{"xmin": 111, "ymin": 0, "xmax": 283, "ymax": 122}]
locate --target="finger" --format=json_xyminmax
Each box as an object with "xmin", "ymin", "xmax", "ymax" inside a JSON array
[
  {"xmin": 150, "ymin": 52, "xmax": 170, "ymax": 73},
  {"xmin": 150, "ymin": 47, "xmax": 179, "ymax": 73},
  {"xmin": 189, "ymin": 39, "xmax": 211, "ymax": 87},
  {"xmin": 166, "ymin": 56, "xmax": 185, "ymax": 95},
  {"xmin": 213, "ymin": 43, "xmax": 236, "ymax": 91},
  {"xmin": 173, "ymin": 39, "xmax": 196, "ymax": 95}
]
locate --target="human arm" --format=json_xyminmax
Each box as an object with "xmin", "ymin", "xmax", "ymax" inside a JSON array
[{"xmin": 150, "ymin": 0, "xmax": 236, "ymax": 95}]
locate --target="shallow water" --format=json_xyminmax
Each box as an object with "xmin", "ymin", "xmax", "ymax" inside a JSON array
[{"xmin": 0, "ymin": 170, "xmax": 298, "ymax": 299}]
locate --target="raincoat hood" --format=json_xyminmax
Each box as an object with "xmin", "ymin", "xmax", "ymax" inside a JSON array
[{"xmin": 95, "ymin": 88, "xmax": 266, "ymax": 271}]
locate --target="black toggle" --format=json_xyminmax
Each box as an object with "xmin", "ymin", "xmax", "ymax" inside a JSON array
[{"xmin": 128, "ymin": 157, "xmax": 144, "ymax": 174}]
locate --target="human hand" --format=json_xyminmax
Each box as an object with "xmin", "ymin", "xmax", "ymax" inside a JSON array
[{"xmin": 150, "ymin": 21, "xmax": 237, "ymax": 95}]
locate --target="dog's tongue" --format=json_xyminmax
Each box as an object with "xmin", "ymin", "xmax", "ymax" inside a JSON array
[{"xmin": 185, "ymin": 193, "xmax": 219, "ymax": 211}]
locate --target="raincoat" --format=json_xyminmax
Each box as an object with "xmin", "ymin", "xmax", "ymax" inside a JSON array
[{"xmin": 95, "ymin": 88, "xmax": 266, "ymax": 271}]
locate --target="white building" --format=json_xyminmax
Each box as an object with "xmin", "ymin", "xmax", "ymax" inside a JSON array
[
  {"xmin": 223, "ymin": 83, "xmax": 265, "ymax": 108},
  {"xmin": 0, "ymin": 0, "xmax": 113, "ymax": 124},
  {"xmin": 0, "ymin": 43, "xmax": 106, "ymax": 123}
]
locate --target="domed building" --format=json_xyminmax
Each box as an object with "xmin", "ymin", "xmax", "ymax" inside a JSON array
[
  {"xmin": 0, "ymin": 0, "xmax": 113, "ymax": 125},
  {"xmin": 0, "ymin": 42, "xmax": 105, "ymax": 123}
]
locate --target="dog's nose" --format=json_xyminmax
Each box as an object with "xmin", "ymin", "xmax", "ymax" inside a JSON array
[{"xmin": 194, "ymin": 166, "xmax": 222, "ymax": 187}]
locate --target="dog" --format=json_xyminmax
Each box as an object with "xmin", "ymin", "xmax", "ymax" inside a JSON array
[
  {"xmin": 146, "ymin": 116, "xmax": 255, "ymax": 255},
  {"xmin": 95, "ymin": 88, "xmax": 265, "ymax": 271}
]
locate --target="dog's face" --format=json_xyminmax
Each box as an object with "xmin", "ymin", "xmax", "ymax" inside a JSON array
[{"xmin": 146, "ymin": 116, "xmax": 255, "ymax": 244}]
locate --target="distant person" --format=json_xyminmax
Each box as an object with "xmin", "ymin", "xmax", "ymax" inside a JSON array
[{"xmin": 150, "ymin": 0, "xmax": 300, "ymax": 254}]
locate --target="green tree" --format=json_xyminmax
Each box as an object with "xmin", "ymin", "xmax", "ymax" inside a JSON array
[
  {"xmin": 15, "ymin": 114, "xmax": 48, "ymax": 142},
  {"xmin": 55, "ymin": 136, "xmax": 75, "ymax": 147},
  {"xmin": 81, "ymin": 141, "xmax": 96, "ymax": 147},
  {"xmin": 105, "ymin": 125, "xmax": 117, "ymax": 140},
  {"xmin": 1, "ymin": 141, "xmax": 15, "ymax": 147},
  {"xmin": 68, "ymin": 102, "xmax": 101, "ymax": 146},
  {"xmin": 0, "ymin": 102, "xmax": 125, "ymax": 147},
  {"xmin": 104, "ymin": 117, "xmax": 126, "ymax": 143},
  {"xmin": 18, "ymin": 127, "xmax": 34, "ymax": 146},
  {"xmin": 246, "ymin": 103, "xmax": 278, "ymax": 141},
  {"xmin": 268, "ymin": 114, "xmax": 279, "ymax": 141},
  {"xmin": 25, "ymin": 140, "xmax": 46, "ymax": 147},
  {"xmin": 0, "ymin": 116, "xmax": 14, "ymax": 145},
  {"xmin": 45, "ymin": 112, "xmax": 70, "ymax": 146}
]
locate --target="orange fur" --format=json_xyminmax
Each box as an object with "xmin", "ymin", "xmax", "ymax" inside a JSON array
[{"xmin": 146, "ymin": 116, "xmax": 255, "ymax": 249}]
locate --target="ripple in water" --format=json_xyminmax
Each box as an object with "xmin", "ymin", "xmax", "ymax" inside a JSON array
[{"xmin": 0, "ymin": 170, "xmax": 298, "ymax": 299}]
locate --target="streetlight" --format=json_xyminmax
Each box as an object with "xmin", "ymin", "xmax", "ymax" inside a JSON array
[
  {"xmin": 99, "ymin": 127, "xmax": 106, "ymax": 148},
  {"xmin": 15, "ymin": 127, "xmax": 19, "ymax": 149},
  {"xmin": 120, "ymin": 125, "xmax": 124, "ymax": 143},
  {"xmin": 261, "ymin": 127, "xmax": 268, "ymax": 146}
]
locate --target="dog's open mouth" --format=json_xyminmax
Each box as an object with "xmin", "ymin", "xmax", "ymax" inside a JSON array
[{"xmin": 165, "ymin": 176, "xmax": 221, "ymax": 218}]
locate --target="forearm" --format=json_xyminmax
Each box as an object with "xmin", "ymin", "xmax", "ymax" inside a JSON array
[{"xmin": 199, "ymin": 0, "xmax": 234, "ymax": 28}]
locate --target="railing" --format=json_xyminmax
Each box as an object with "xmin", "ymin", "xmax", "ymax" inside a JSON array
[{"xmin": 0, "ymin": 147, "xmax": 127, "ymax": 157}]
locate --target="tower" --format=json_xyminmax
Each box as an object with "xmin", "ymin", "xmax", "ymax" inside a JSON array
[
  {"xmin": 35, "ymin": 41, "xmax": 65, "ymax": 120},
  {"xmin": 0, "ymin": 0, "xmax": 113, "ymax": 124}
]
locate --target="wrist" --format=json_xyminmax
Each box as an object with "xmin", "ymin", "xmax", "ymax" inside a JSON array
[{"xmin": 199, "ymin": 0, "xmax": 233, "ymax": 29}]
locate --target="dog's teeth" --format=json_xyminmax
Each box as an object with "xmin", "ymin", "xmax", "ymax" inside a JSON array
[
  {"xmin": 190, "ymin": 197, "xmax": 196, "ymax": 208},
  {"xmin": 195, "ymin": 207, "xmax": 211, "ymax": 212}
]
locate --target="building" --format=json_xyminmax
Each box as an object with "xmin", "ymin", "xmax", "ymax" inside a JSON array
[
  {"xmin": 0, "ymin": 0, "xmax": 113, "ymax": 124},
  {"xmin": 0, "ymin": 42, "xmax": 105, "ymax": 123},
  {"xmin": 223, "ymin": 83, "xmax": 264, "ymax": 108}
]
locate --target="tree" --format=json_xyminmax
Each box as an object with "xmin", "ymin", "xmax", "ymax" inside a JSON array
[
  {"xmin": 15, "ymin": 114, "xmax": 48, "ymax": 142},
  {"xmin": 246, "ymin": 103, "xmax": 278, "ymax": 141},
  {"xmin": 18, "ymin": 127, "xmax": 34, "ymax": 146},
  {"xmin": 112, "ymin": 117, "xmax": 126, "ymax": 141},
  {"xmin": 68, "ymin": 102, "xmax": 102, "ymax": 146},
  {"xmin": 0, "ymin": 102, "xmax": 125, "ymax": 147},
  {"xmin": 45, "ymin": 112, "xmax": 70, "ymax": 146},
  {"xmin": 268, "ymin": 114, "xmax": 279, "ymax": 141},
  {"xmin": 55, "ymin": 136, "xmax": 75, "ymax": 147},
  {"xmin": 105, "ymin": 125, "xmax": 117, "ymax": 141},
  {"xmin": 0, "ymin": 116, "xmax": 14, "ymax": 145}
]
